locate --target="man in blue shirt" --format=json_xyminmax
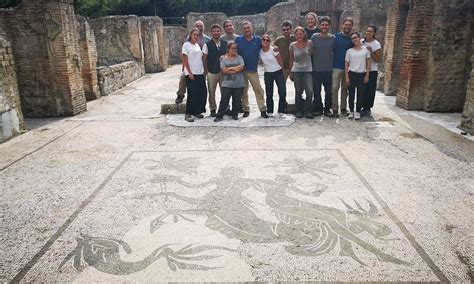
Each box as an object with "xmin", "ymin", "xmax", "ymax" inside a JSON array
[
  {"xmin": 235, "ymin": 21, "xmax": 268, "ymax": 118},
  {"xmin": 332, "ymin": 18, "xmax": 354, "ymax": 117}
]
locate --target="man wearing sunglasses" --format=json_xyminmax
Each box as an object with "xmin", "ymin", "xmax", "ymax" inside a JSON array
[{"xmin": 274, "ymin": 20, "xmax": 296, "ymax": 83}]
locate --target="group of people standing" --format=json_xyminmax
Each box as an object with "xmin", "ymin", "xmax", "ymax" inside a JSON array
[{"xmin": 176, "ymin": 13, "xmax": 382, "ymax": 123}]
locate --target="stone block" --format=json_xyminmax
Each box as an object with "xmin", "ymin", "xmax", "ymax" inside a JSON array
[
  {"xmin": 97, "ymin": 61, "xmax": 144, "ymax": 96},
  {"xmin": 161, "ymin": 103, "xmax": 187, "ymax": 114},
  {"xmin": 140, "ymin": 17, "xmax": 167, "ymax": 73}
]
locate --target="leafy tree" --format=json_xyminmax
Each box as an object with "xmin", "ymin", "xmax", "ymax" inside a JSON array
[{"xmin": 0, "ymin": 0, "xmax": 21, "ymax": 8}]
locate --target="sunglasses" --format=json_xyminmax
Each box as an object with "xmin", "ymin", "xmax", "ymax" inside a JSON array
[{"xmin": 262, "ymin": 38, "xmax": 270, "ymax": 42}]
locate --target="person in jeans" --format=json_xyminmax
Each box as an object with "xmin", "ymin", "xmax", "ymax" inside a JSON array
[
  {"xmin": 332, "ymin": 18, "xmax": 354, "ymax": 117},
  {"xmin": 274, "ymin": 20, "xmax": 296, "ymax": 82},
  {"xmin": 289, "ymin": 27, "xmax": 314, "ymax": 119},
  {"xmin": 203, "ymin": 24, "xmax": 227, "ymax": 117},
  {"xmin": 345, "ymin": 32, "xmax": 370, "ymax": 120},
  {"xmin": 175, "ymin": 21, "xmax": 211, "ymax": 104},
  {"xmin": 311, "ymin": 16, "xmax": 336, "ymax": 117},
  {"xmin": 260, "ymin": 34, "xmax": 287, "ymax": 118},
  {"xmin": 182, "ymin": 28, "xmax": 207, "ymax": 122},
  {"xmin": 214, "ymin": 42, "xmax": 245, "ymax": 122},
  {"xmin": 362, "ymin": 24, "xmax": 382, "ymax": 116},
  {"xmin": 235, "ymin": 21, "xmax": 268, "ymax": 118}
]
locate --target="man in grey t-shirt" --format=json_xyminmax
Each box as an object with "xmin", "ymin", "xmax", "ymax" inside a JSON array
[{"xmin": 311, "ymin": 17, "xmax": 336, "ymax": 117}]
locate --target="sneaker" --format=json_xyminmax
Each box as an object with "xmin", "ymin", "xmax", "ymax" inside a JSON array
[
  {"xmin": 243, "ymin": 111, "xmax": 250, "ymax": 118},
  {"xmin": 278, "ymin": 113, "xmax": 287, "ymax": 119},
  {"xmin": 355, "ymin": 112, "xmax": 361, "ymax": 120},
  {"xmin": 175, "ymin": 95, "xmax": 184, "ymax": 104},
  {"xmin": 348, "ymin": 112, "xmax": 354, "ymax": 119},
  {"xmin": 305, "ymin": 113, "xmax": 314, "ymax": 119},
  {"xmin": 333, "ymin": 110, "xmax": 340, "ymax": 118},
  {"xmin": 185, "ymin": 114, "xmax": 194, "ymax": 122},
  {"xmin": 324, "ymin": 109, "xmax": 335, "ymax": 117},
  {"xmin": 341, "ymin": 109, "xmax": 349, "ymax": 116},
  {"xmin": 194, "ymin": 114, "xmax": 204, "ymax": 119},
  {"xmin": 214, "ymin": 117, "xmax": 223, "ymax": 122},
  {"xmin": 210, "ymin": 110, "xmax": 217, "ymax": 117},
  {"xmin": 312, "ymin": 111, "xmax": 323, "ymax": 117},
  {"xmin": 232, "ymin": 116, "xmax": 238, "ymax": 120},
  {"xmin": 267, "ymin": 112, "xmax": 274, "ymax": 117},
  {"xmin": 261, "ymin": 111, "xmax": 269, "ymax": 119},
  {"xmin": 295, "ymin": 112, "xmax": 304, "ymax": 118}
]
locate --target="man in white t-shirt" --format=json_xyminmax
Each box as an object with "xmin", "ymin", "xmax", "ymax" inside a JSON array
[{"xmin": 362, "ymin": 24, "xmax": 382, "ymax": 116}]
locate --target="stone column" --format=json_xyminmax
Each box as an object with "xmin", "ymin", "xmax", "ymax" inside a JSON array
[
  {"xmin": 76, "ymin": 16, "xmax": 99, "ymax": 101},
  {"xmin": 140, "ymin": 17, "xmax": 167, "ymax": 73},
  {"xmin": 0, "ymin": 34, "xmax": 24, "ymax": 142},
  {"xmin": 3, "ymin": 0, "xmax": 86, "ymax": 117}
]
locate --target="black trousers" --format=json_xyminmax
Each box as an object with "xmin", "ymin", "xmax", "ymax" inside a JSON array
[
  {"xmin": 348, "ymin": 71, "xmax": 365, "ymax": 112},
  {"xmin": 312, "ymin": 71, "xmax": 332, "ymax": 112},
  {"xmin": 217, "ymin": 87, "xmax": 243, "ymax": 118},
  {"xmin": 185, "ymin": 75, "xmax": 207, "ymax": 115},
  {"xmin": 264, "ymin": 69, "xmax": 287, "ymax": 113},
  {"xmin": 363, "ymin": 71, "xmax": 378, "ymax": 110}
]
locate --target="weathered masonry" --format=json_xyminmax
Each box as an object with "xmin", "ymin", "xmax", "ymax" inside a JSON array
[{"xmin": 0, "ymin": 0, "xmax": 473, "ymax": 142}]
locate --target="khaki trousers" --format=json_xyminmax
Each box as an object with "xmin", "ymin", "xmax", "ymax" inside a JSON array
[
  {"xmin": 332, "ymin": 68, "xmax": 348, "ymax": 112},
  {"xmin": 242, "ymin": 71, "xmax": 266, "ymax": 112},
  {"xmin": 177, "ymin": 73, "xmax": 187, "ymax": 97},
  {"xmin": 207, "ymin": 72, "xmax": 222, "ymax": 112}
]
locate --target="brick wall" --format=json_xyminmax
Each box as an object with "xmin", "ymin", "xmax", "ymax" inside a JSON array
[
  {"xmin": 0, "ymin": 34, "xmax": 23, "ymax": 143},
  {"xmin": 1, "ymin": 0, "xmax": 86, "ymax": 117},
  {"xmin": 386, "ymin": 0, "xmax": 472, "ymax": 112},
  {"xmin": 140, "ymin": 17, "xmax": 167, "ymax": 73},
  {"xmin": 383, "ymin": 0, "xmax": 409, "ymax": 96},
  {"xmin": 76, "ymin": 15, "xmax": 99, "ymax": 101}
]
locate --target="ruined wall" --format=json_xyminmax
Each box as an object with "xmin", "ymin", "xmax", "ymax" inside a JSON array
[
  {"xmin": 0, "ymin": 0, "xmax": 86, "ymax": 117},
  {"xmin": 459, "ymin": 42, "xmax": 474, "ymax": 134},
  {"xmin": 164, "ymin": 26, "xmax": 187, "ymax": 65},
  {"xmin": 97, "ymin": 61, "xmax": 143, "ymax": 96},
  {"xmin": 90, "ymin": 15, "xmax": 145, "ymax": 96},
  {"xmin": 386, "ymin": 0, "xmax": 473, "ymax": 112},
  {"xmin": 266, "ymin": 2, "xmax": 299, "ymax": 39},
  {"xmin": 0, "ymin": 33, "xmax": 23, "ymax": 142},
  {"xmin": 423, "ymin": 0, "xmax": 472, "ymax": 112},
  {"xmin": 76, "ymin": 16, "xmax": 99, "ymax": 101},
  {"xmin": 89, "ymin": 15, "xmax": 145, "ymax": 67},
  {"xmin": 383, "ymin": 1, "xmax": 409, "ymax": 96},
  {"xmin": 229, "ymin": 13, "xmax": 266, "ymax": 36},
  {"xmin": 186, "ymin": 12, "xmax": 227, "ymax": 35},
  {"xmin": 140, "ymin": 17, "xmax": 167, "ymax": 73}
]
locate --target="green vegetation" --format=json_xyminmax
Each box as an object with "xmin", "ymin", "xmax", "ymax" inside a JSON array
[{"xmin": 0, "ymin": 1, "xmax": 286, "ymax": 20}]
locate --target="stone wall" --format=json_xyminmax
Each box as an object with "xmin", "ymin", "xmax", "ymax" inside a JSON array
[
  {"xmin": 76, "ymin": 15, "xmax": 99, "ymax": 101},
  {"xmin": 0, "ymin": 34, "xmax": 23, "ymax": 143},
  {"xmin": 89, "ymin": 15, "xmax": 145, "ymax": 67},
  {"xmin": 459, "ymin": 41, "xmax": 474, "ymax": 134},
  {"xmin": 384, "ymin": 0, "xmax": 473, "ymax": 112},
  {"xmin": 0, "ymin": 0, "xmax": 86, "ymax": 117},
  {"xmin": 97, "ymin": 61, "xmax": 143, "ymax": 96},
  {"xmin": 140, "ymin": 17, "xmax": 167, "ymax": 73},
  {"xmin": 229, "ymin": 13, "xmax": 266, "ymax": 36},
  {"xmin": 164, "ymin": 26, "xmax": 187, "ymax": 65},
  {"xmin": 186, "ymin": 12, "xmax": 227, "ymax": 35}
]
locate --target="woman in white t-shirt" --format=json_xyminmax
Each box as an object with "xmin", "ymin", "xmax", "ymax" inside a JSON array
[
  {"xmin": 182, "ymin": 28, "xmax": 207, "ymax": 122},
  {"xmin": 260, "ymin": 34, "xmax": 287, "ymax": 117},
  {"xmin": 345, "ymin": 32, "xmax": 370, "ymax": 120},
  {"xmin": 362, "ymin": 25, "xmax": 382, "ymax": 116}
]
